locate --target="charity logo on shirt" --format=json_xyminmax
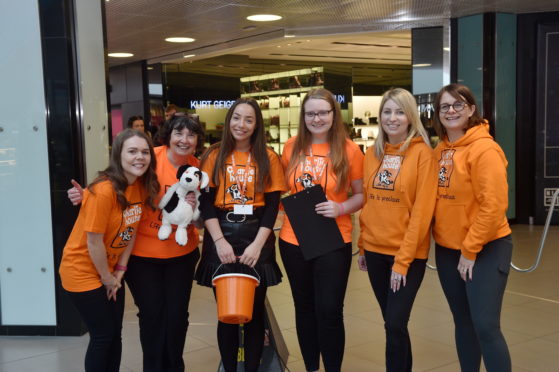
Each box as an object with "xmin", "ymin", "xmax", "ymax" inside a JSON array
[
  {"xmin": 373, "ymin": 155, "xmax": 403, "ymax": 190},
  {"xmin": 110, "ymin": 202, "xmax": 142, "ymax": 248},
  {"xmin": 438, "ymin": 149, "xmax": 455, "ymax": 187},
  {"xmin": 224, "ymin": 162, "xmax": 256, "ymax": 205},
  {"xmin": 296, "ymin": 154, "xmax": 328, "ymax": 190}
]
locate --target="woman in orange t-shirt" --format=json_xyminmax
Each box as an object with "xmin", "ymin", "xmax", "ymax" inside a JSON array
[
  {"xmin": 60, "ymin": 129, "xmax": 159, "ymax": 372},
  {"xmin": 195, "ymin": 98, "xmax": 286, "ymax": 372},
  {"xmin": 68, "ymin": 116, "xmax": 205, "ymax": 371},
  {"xmin": 279, "ymin": 88, "xmax": 364, "ymax": 372}
]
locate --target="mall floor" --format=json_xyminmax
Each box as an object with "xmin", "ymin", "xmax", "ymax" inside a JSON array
[{"xmin": 1, "ymin": 221, "xmax": 558, "ymax": 372}]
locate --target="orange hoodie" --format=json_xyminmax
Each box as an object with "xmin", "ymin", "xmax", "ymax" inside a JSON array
[
  {"xmin": 359, "ymin": 137, "xmax": 437, "ymax": 275},
  {"xmin": 433, "ymin": 123, "xmax": 511, "ymax": 260}
]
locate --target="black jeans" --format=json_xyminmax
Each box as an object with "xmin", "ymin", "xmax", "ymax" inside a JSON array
[
  {"xmin": 279, "ymin": 239, "xmax": 352, "ymax": 372},
  {"xmin": 364, "ymin": 251, "xmax": 426, "ymax": 372},
  {"xmin": 436, "ymin": 236, "xmax": 512, "ymax": 372},
  {"xmin": 125, "ymin": 249, "xmax": 200, "ymax": 372},
  {"xmin": 67, "ymin": 285, "xmax": 125, "ymax": 372},
  {"xmin": 215, "ymin": 285, "xmax": 268, "ymax": 372}
]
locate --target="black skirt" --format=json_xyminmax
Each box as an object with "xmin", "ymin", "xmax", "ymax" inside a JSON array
[{"xmin": 195, "ymin": 210, "xmax": 282, "ymax": 288}]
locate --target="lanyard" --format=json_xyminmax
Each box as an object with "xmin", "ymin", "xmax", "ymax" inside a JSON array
[
  {"xmin": 300, "ymin": 146, "xmax": 327, "ymax": 185},
  {"xmin": 231, "ymin": 151, "xmax": 251, "ymax": 203}
]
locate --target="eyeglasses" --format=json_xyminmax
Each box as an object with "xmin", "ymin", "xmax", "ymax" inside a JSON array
[
  {"xmin": 304, "ymin": 109, "xmax": 333, "ymax": 120},
  {"xmin": 439, "ymin": 102, "xmax": 467, "ymax": 113}
]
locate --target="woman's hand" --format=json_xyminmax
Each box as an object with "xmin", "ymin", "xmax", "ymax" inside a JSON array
[
  {"xmin": 457, "ymin": 254, "xmax": 475, "ymax": 281},
  {"xmin": 215, "ymin": 238, "xmax": 236, "ymax": 264},
  {"xmin": 185, "ymin": 192, "xmax": 197, "ymax": 211},
  {"xmin": 101, "ymin": 273, "xmax": 121, "ymax": 301},
  {"xmin": 315, "ymin": 200, "xmax": 342, "ymax": 218},
  {"xmin": 357, "ymin": 255, "xmax": 367, "ymax": 271},
  {"xmin": 239, "ymin": 242, "xmax": 262, "ymax": 268},
  {"xmin": 68, "ymin": 179, "xmax": 84, "ymax": 205},
  {"xmin": 390, "ymin": 270, "xmax": 407, "ymax": 292}
]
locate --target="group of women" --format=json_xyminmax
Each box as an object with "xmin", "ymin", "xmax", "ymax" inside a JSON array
[{"xmin": 60, "ymin": 83, "xmax": 512, "ymax": 372}]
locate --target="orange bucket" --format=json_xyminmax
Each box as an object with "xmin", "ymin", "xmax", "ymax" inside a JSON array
[{"xmin": 213, "ymin": 273, "xmax": 260, "ymax": 324}]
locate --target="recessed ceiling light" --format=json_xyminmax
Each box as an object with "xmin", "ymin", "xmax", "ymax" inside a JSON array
[
  {"xmin": 165, "ymin": 37, "xmax": 195, "ymax": 43},
  {"xmin": 246, "ymin": 14, "xmax": 282, "ymax": 22},
  {"xmin": 147, "ymin": 66, "xmax": 154, "ymax": 70},
  {"xmin": 108, "ymin": 52, "xmax": 133, "ymax": 58},
  {"xmin": 183, "ymin": 54, "xmax": 195, "ymax": 59},
  {"xmin": 412, "ymin": 63, "xmax": 431, "ymax": 67},
  {"xmin": 284, "ymin": 34, "xmax": 295, "ymax": 38},
  {"xmin": 443, "ymin": 47, "xmax": 450, "ymax": 51}
]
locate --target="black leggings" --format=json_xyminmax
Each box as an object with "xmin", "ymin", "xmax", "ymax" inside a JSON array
[
  {"xmin": 67, "ymin": 285, "xmax": 125, "ymax": 372},
  {"xmin": 279, "ymin": 239, "xmax": 352, "ymax": 372},
  {"xmin": 215, "ymin": 285, "xmax": 268, "ymax": 372},
  {"xmin": 125, "ymin": 250, "xmax": 200, "ymax": 372},
  {"xmin": 364, "ymin": 251, "xmax": 426, "ymax": 372},
  {"xmin": 436, "ymin": 236, "xmax": 512, "ymax": 372}
]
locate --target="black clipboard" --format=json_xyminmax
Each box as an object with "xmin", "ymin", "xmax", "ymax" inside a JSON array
[{"xmin": 281, "ymin": 185, "xmax": 345, "ymax": 260}]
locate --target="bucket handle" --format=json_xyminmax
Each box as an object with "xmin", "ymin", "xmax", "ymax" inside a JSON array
[{"xmin": 211, "ymin": 259, "xmax": 261, "ymax": 284}]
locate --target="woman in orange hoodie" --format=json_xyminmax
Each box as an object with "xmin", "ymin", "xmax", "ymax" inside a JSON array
[
  {"xmin": 433, "ymin": 84, "xmax": 512, "ymax": 372},
  {"xmin": 358, "ymin": 88, "xmax": 437, "ymax": 371}
]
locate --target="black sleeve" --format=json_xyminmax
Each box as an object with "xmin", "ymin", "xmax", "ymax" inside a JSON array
[
  {"xmin": 259, "ymin": 191, "xmax": 281, "ymax": 229},
  {"xmin": 200, "ymin": 187, "xmax": 218, "ymax": 221}
]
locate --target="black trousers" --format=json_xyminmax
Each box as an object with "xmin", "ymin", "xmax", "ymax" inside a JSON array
[
  {"xmin": 215, "ymin": 285, "xmax": 268, "ymax": 372},
  {"xmin": 436, "ymin": 236, "xmax": 512, "ymax": 372},
  {"xmin": 125, "ymin": 249, "xmax": 200, "ymax": 372},
  {"xmin": 67, "ymin": 285, "xmax": 125, "ymax": 372},
  {"xmin": 279, "ymin": 239, "xmax": 352, "ymax": 372},
  {"xmin": 364, "ymin": 251, "xmax": 426, "ymax": 372}
]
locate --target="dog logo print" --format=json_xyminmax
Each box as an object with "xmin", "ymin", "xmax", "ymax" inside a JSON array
[
  {"xmin": 374, "ymin": 155, "xmax": 403, "ymax": 190},
  {"xmin": 226, "ymin": 184, "xmax": 253, "ymax": 204},
  {"xmin": 438, "ymin": 149, "xmax": 455, "ymax": 187},
  {"xmin": 119, "ymin": 227, "xmax": 134, "ymax": 242},
  {"xmin": 296, "ymin": 173, "xmax": 315, "ymax": 189}
]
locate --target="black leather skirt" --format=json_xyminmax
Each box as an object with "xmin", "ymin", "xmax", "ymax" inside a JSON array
[{"xmin": 195, "ymin": 209, "xmax": 282, "ymax": 288}]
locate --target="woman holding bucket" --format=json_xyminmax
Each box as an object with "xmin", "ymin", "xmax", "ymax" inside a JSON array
[
  {"xmin": 279, "ymin": 88, "xmax": 364, "ymax": 372},
  {"xmin": 195, "ymin": 98, "xmax": 286, "ymax": 372}
]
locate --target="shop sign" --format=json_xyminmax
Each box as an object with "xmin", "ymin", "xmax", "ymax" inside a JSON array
[{"xmin": 189, "ymin": 100, "xmax": 236, "ymax": 109}]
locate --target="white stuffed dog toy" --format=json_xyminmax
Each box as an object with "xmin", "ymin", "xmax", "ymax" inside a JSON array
[{"xmin": 158, "ymin": 164, "xmax": 209, "ymax": 246}]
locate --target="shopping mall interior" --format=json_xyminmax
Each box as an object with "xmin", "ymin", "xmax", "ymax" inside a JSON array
[{"xmin": 1, "ymin": 0, "xmax": 559, "ymax": 371}]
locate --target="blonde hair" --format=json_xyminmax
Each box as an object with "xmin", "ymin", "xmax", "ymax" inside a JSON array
[
  {"xmin": 374, "ymin": 88, "xmax": 430, "ymax": 159},
  {"xmin": 286, "ymin": 88, "xmax": 349, "ymax": 192}
]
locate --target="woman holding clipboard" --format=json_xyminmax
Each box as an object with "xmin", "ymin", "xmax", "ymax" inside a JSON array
[
  {"xmin": 279, "ymin": 88, "xmax": 364, "ymax": 372},
  {"xmin": 195, "ymin": 98, "xmax": 286, "ymax": 372}
]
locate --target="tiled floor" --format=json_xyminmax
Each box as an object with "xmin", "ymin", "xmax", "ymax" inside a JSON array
[{"xmin": 1, "ymin": 223, "xmax": 558, "ymax": 371}]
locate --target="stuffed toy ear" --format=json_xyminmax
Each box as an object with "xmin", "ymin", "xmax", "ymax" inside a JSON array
[
  {"xmin": 199, "ymin": 170, "xmax": 210, "ymax": 189},
  {"xmin": 176, "ymin": 164, "xmax": 191, "ymax": 179}
]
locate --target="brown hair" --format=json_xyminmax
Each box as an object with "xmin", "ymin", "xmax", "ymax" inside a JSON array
[
  {"xmin": 200, "ymin": 98, "xmax": 271, "ymax": 192},
  {"xmin": 286, "ymin": 88, "xmax": 349, "ymax": 192},
  {"xmin": 159, "ymin": 115, "xmax": 205, "ymax": 154},
  {"xmin": 89, "ymin": 129, "xmax": 160, "ymax": 210},
  {"xmin": 433, "ymin": 83, "xmax": 484, "ymax": 139}
]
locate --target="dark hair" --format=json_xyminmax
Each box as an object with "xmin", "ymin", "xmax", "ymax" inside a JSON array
[
  {"xmin": 200, "ymin": 98, "xmax": 271, "ymax": 192},
  {"xmin": 89, "ymin": 129, "xmax": 160, "ymax": 210},
  {"xmin": 165, "ymin": 104, "xmax": 178, "ymax": 113},
  {"xmin": 433, "ymin": 83, "xmax": 484, "ymax": 139},
  {"xmin": 159, "ymin": 115, "xmax": 205, "ymax": 153},
  {"xmin": 126, "ymin": 115, "xmax": 144, "ymax": 128}
]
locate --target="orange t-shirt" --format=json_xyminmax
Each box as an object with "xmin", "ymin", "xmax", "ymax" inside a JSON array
[
  {"xmin": 279, "ymin": 137, "xmax": 364, "ymax": 245},
  {"xmin": 59, "ymin": 179, "xmax": 144, "ymax": 292},
  {"xmin": 201, "ymin": 147, "xmax": 286, "ymax": 209},
  {"xmin": 133, "ymin": 146, "xmax": 200, "ymax": 258}
]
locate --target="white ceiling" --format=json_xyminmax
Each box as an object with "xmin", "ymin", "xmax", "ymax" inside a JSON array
[{"xmin": 105, "ymin": 0, "xmax": 559, "ymax": 76}]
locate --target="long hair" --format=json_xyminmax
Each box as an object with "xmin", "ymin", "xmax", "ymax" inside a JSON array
[
  {"xmin": 286, "ymin": 88, "xmax": 349, "ymax": 192},
  {"xmin": 200, "ymin": 98, "xmax": 271, "ymax": 192},
  {"xmin": 433, "ymin": 83, "xmax": 483, "ymax": 139},
  {"xmin": 374, "ymin": 88, "xmax": 430, "ymax": 159},
  {"xmin": 89, "ymin": 129, "xmax": 160, "ymax": 210},
  {"xmin": 159, "ymin": 115, "xmax": 205, "ymax": 154}
]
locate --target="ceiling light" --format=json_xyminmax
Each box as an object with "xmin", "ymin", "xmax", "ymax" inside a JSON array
[
  {"xmin": 147, "ymin": 66, "xmax": 154, "ymax": 70},
  {"xmin": 412, "ymin": 63, "xmax": 431, "ymax": 67},
  {"xmin": 284, "ymin": 34, "xmax": 295, "ymax": 38},
  {"xmin": 166, "ymin": 37, "xmax": 195, "ymax": 43},
  {"xmin": 108, "ymin": 52, "xmax": 133, "ymax": 58},
  {"xmin": 247, "ymin": 14, "xmax": 282, "ymax": 22},
  {"xmin": 183, "ymin": 54, "xmax": 195, "ymax": 59},
  {"xmin": 443, "ymin": 47, "xmax": 450, "ymax": 51}
]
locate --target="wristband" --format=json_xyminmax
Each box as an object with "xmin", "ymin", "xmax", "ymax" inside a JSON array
[
  {"xmin": 214, "ymin": 236, "xmax": 224, "ymax": 243},
  {"xmin": 338, "ymin": 202, "xmax": 345, "ymax": 215},
  {"xmin": 114, "ymin": 264, "xmax": 127, "ymax": 272}
]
